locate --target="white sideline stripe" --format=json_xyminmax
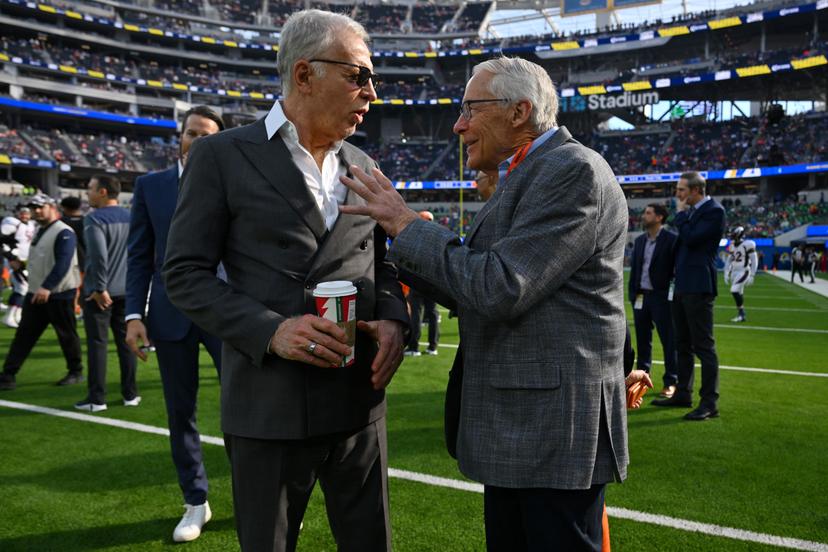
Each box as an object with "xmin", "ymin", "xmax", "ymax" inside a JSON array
[
  {"xmin": 714, "ymin": 324, "xmax": 828, "ymax": 334},
  {"xmin": 2, "ymin": 399, "xmax": 827, "ymax": 551},
  {"xmin": 714, "ymin": 305, "xmax": 828, "ymax": 313},
  {"xmin": 420, "ymin": 343, "xmax": 828, "ymax": 378},
  {"xmin": 650, "ymin": 360, "xmax": 828, "ymax": 378},
  {"xmin": 605, "ymin": 507, "xmax": 828, "ymax": 552}
]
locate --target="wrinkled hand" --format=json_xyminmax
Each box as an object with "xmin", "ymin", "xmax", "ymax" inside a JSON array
[
  {"xmin": 339, "ymin": 166, "xmax": 419, "ymax": 237},
  {"xmin": 269, "ymin": 314, "xmax": 351, "ymax": 368},
  {"xmin": 86, "ymin": 290, "xmax": 113, "ymax": 310},
  {"xmin": 31, "ymin": 287, "xmax": 51, "ymax": 304},
  {"xmin": 357, "ymin": 319, "xmax": 405, "ymax": 390},
  {"xmin": 125, "ymin": 319, "xmax": 152, "ymax": 361},
  {"xmin": 625, "ymin": 369, "xmax": 654, "ymax": 409}
]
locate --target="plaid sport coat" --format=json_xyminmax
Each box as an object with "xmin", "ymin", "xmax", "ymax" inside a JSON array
[{"xmin": 390, "ymin": 127, "xmax": 629, "ymax": 489}]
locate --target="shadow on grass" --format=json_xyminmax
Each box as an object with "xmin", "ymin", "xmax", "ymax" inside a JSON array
[
  {"xmin": 0, "ymin": 448, "xmax": 231, "ymax": 493},
  {"xmin": 0, "ymin": 516, "xmax": 236, "ymax": 551}
]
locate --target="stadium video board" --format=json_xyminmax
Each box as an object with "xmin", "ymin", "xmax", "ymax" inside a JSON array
[{"xmin": 561, "ymin": 0, "xmax": 661, "ymax": 17}]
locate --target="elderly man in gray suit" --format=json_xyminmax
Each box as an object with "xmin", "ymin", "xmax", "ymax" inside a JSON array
[
  {"xmin": 163, "ymin": 10, "xmax": 408, "ymax": 552},
  {"xmin": 342, "ymin": 56, "xmax": 629, "ymax": 550}
]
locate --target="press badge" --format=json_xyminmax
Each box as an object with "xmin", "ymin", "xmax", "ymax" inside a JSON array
[{"xmin": 634, "ymin": 294, "xmax": 644, "ymax": 310}]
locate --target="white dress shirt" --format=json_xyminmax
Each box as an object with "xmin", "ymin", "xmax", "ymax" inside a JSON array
[{"xmin": 264, "ymin": 101, "xmax": 347, "ymax": 231}]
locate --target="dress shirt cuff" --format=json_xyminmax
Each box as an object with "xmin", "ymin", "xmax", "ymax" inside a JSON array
[{"xmin": 125, "ymin": 313, "xmax": 143, "ymax": 322}]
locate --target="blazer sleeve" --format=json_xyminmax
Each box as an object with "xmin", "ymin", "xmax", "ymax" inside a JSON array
[
  {"xmin": 675, "ymin": 206, "xmax": 725, "ymax": 249},
  {"xmin": 389, "ymin": 157, "xmax": 606, "ymax": 321},
  {"xmin": 162, "ymin": 138, "xmax": 284, "ymax": 367},
  {"xmin": 126, "ymin": 176, "xmax": 155, "ymax": 317}
]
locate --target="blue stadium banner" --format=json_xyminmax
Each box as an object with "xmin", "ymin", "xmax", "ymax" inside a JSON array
[
  {"xmin": 561, "ymin": 0, "xmax": 610, "ymax": 17},
  {"xmin": 0, "ymin": 96, "xmax": 176, "ymax": 129}
]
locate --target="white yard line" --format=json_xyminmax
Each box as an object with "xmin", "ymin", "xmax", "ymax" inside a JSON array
[
  {"xmin": 1, "ymin": 399, "xmax": 826, "ymax": 551},
  {"xmin": 421, "ymin": 343, "xmax": 828, "ymax": 377}
]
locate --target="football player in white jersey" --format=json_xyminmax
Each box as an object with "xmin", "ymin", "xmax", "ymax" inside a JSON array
[{"xmin": 724, "ymin": 226, "xmax": 758, "ymax": 323}]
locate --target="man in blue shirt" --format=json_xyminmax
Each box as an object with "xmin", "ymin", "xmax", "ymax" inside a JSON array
[
  {"xmin": 74, "ymin": 175, "xmax": 138, "ymax": 412},
  {"xmin": 0, "ymin": 193, "xmax": 84, "ymax": 390}
]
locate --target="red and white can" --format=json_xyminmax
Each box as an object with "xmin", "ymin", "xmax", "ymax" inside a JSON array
[{"xmin": 313, "ymin": 281, "xmax": 357, "ymax": 367}]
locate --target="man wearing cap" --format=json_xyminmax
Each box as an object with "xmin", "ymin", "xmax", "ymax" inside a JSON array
[{"xmin": 0, "ymin": 193, "xmax": 84, "ymax": 391}]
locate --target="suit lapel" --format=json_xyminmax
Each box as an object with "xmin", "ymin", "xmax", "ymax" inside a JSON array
[
  {"xmin": 465, "ymin": 127, "xmax": 574, "ymax": 245},
  {"xmin": 234, "ymin": 120, "xmax": 326, "ymax": 241}
]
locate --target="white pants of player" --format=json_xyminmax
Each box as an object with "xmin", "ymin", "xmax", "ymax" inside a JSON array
[{"xmin": 729, "ymin": 270, "xmax": 750, "ymax": 294}]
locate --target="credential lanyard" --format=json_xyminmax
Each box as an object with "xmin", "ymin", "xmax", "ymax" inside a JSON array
[{"xmin": 505, "ymin": 141, "xmax": 533, "ymax": 178}]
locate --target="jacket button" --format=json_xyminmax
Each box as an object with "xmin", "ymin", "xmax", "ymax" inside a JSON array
[{"xmin": 305, "ymin": 283, "xmax": 313, "ymax": 290}]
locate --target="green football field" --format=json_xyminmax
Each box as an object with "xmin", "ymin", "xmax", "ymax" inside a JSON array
[{"xmin": 0, "ymin": 271, "xmax": 826, "ymax": 551}]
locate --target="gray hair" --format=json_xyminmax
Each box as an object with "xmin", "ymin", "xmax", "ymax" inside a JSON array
[
  {"xmin": 472, "ymin": 57, "xmax": 559, "ymax": 133},
  {"xmin": 278, "ymin": 9, "xmax": 369, "ymax": 97}
]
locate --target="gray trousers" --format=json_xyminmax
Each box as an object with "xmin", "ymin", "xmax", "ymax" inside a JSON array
[{"xmin": 224, "ymin": 418, "xmax": 391, "ymax": 552}]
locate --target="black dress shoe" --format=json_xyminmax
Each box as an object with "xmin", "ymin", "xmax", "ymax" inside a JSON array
[
  {"xmin": 651, "ymin": 395, "xmax": 692, "ymax": 407},
  {"xmin": 684, "ymin": 406, "xmax": 719, "ymax": 421},
  {"xmin": 56, "ymin": 372, "xmax": 85, "ymax": 386},
  {"xmin": 0, "ymin": 373, "xmax": 16, "ymax": 391}
]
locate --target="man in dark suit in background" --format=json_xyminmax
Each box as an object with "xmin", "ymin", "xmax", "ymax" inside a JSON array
[
  {"xmin": 653, "ymin": 172, "xmax": 726, "ymax": 421},
  {"xmin": 629, "ymin": 203, "xmax": 678, "ymax": 398},
  {"xmin": 125, "ymin": 105, "xmax": 224, "ymax": 542},
  {"xmin": 162, "ymin": 10, "xmax": 408, "ymax": 551}
]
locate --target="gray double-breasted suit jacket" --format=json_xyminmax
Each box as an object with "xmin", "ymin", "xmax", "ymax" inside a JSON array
[
  {"xmin": 162, "ymin": 119, "xmax": 408, "ymax": 440},
  {"xmin": 390, "ymin": 127, "xmax": 630, "ymax": 489}
]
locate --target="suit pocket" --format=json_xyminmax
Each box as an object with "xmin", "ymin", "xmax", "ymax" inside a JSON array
[{"xmin": 488, "ymin": 362, "xmax": 561, "ymax": 389}]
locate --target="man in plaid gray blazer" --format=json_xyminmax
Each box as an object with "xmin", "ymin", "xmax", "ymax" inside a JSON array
[{"xmin": 342, "ymin": 57, "xmax": 629, "ymax": 550}]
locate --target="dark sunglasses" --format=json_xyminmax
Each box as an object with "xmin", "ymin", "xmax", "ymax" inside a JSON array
[{"xmin": 308, "ymin": 58, "xmax": 380, "ymax": 88}]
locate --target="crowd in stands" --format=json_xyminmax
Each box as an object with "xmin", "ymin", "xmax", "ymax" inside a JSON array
[
  {"xmin": 361, "ymin": 141, "xmax": 447, "ymax": 181},
  {"xmin": 591, "ymin": 113, "xmax": 828, "ymax": 177},
  {"xmin": 3, "ymin": 37, "xmax": 283, "ymax": 97},
  {"xmin": 725, "ymin": 195, "xmax": 828, "ymax": 238},
  {"xmin": 0, "ymin": 125, "xmax": 178, "ymax": 171},
  {"xmin": 627, "ymin": 195, "xmax": 828, "ymax": 237},
  {"xmin": 0, "ymin": 126, "xmax": 41, "ymax": 159},
  {"xmin": 356, "ymin": 4, "xmax": 408, "ymax": 34},
  {"xmin": 213, "ymin": 0, "xmax": 259, "ymax": 24},
  {"xmin": 411, "ymin": 3, "xmax": 455, "ymax": 33},
  {"xmin": 448, "ymin": 1, "xmax": 491, "ymax": 32},
  {"xmin": 753, "ymin": 112, "xmax": 828, "ymax": 166},
  {"xmin": 270, "ymin": 0, "xmax": 305, "ymax": 26}
]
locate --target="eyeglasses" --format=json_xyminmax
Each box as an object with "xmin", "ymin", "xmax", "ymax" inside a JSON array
[
  {"xmin": 308, "ymin": 58, "xmax": 380, "ymax": 89},
  {"xmin": 460, "ymin": 98, "xmax": 511, "ymax": 121}
]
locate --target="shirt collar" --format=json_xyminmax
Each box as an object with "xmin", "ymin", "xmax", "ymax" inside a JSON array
[
  {"xmin": 692, "ymin": 196, "xmax": 711, "ymax": 211},
  {"xmin": 264, "ymin": 101, "xmax": 343, "ymax": 155},
  {"xmin": 177, "ymin": 159, "xmax": 184, "ymax": 178},
  {"xmin": 647, "ymin": 227, "xmax": 662, "ymax": 242},
  {"xmin": 498, "ymin": 126, "xmax": 559, "ymax": 178}
]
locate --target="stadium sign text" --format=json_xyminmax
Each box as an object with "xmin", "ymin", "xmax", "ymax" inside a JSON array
[{"xmin": 587, "ymin": 91, "xmax": 660, "ymax": 110}]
